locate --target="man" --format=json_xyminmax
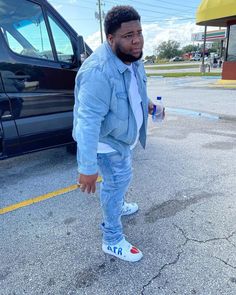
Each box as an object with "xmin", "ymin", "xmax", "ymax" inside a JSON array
[{"xmin": 73, "ymin": 6, "xmax": 155, "ymax": 262}]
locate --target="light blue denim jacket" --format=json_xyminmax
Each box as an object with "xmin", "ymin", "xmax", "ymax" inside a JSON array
[{"xmin": 73, "ymin": 41, "xmax": 149, "ymax": 175}]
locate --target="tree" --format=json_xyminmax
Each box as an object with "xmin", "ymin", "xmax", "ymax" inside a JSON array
[
  {"xmin": 155, "ymin": 40, "xmax": 181, "ymax": 59},
  {"xmin": 144, "ymin": 55, "xmax": 156, "ymax": 61},
  {"xmin": 181, "ymin": 44, "xmax": 199, "ymax": 54}
]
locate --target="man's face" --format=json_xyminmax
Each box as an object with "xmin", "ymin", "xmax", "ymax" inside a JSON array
[{"xmin": 107, "ymin": 20, "xmax": 144, "ymax": 64}]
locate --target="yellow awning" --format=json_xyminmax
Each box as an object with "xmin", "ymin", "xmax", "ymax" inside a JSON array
[{"xmin": 196, "ymin": 0, "xmax": 236, "ymax": 26}]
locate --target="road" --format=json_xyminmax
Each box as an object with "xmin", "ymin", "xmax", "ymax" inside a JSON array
[
  {"xmin": 145, "ymin": 62, "xmax": 222, "ymax": 74},
  {"xmin": 0, "ymin": 77, "xmax": 236, "ymax": 295}
]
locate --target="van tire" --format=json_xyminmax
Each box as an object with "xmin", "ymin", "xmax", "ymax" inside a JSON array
[{"xmin": 66, "ymin": 143, "xmax": 77, "ymax": 155}]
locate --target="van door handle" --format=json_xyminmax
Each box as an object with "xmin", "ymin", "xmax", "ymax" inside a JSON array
[
  {"xmin": 1, "ymin": 114, "xmax": 12, "ymax": 119},
  {"xmin": 7, "ymin": 75, "xmax": 30, "ymax": 80},
  {"xmin": 61, "ymin": 64, "xmax": 74, "ymax": 69},
  {"xmin": 5, "ymin": 73, "xmax": 38, "ymax": 91}
]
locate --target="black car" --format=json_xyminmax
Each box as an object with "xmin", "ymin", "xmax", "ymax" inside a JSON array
[{"xmin": 0, "ymin": 0, "xmax": 91, "ymax": 159}]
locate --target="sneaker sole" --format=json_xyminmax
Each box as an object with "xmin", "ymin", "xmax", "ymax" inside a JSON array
[{"xmin": 121, "ymin": 207, "xmax": 139, "ymax": 216}]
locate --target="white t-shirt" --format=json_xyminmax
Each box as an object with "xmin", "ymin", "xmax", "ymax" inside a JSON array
[{"xmin": 97, "ymin": 63, "xmax": 143, "ymax": 153}]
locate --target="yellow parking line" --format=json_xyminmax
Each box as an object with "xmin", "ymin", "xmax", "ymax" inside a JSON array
[{"xmin": 0, "ymin": 176, "xmax": 102, "ymax": 215}]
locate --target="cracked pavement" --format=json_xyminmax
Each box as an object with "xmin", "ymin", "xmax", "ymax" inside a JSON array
[{"xmin": 0, "ymin": 77, "xmax": 236, "ymax": 294}]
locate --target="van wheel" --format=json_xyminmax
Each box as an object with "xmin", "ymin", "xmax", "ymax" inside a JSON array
[{"xmin": 66, "ymin": 143, "xmax": 77, "ymax": 155}]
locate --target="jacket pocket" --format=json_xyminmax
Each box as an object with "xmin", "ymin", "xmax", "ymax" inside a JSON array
[{"xmin": 116, "ymin": 92, "xmax": 129, "ymax": 120}]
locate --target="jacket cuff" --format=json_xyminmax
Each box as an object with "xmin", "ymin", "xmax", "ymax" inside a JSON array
[{"xmin": 78, "ymin": 163, "xmax": 98, "ymax": 175}]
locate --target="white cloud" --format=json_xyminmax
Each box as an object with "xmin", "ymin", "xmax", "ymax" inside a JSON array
[
  {"xmin": 85, "ymin": 20, "xmax": 207, "ymax": 56},
  {"xmin": 85, "ymin": 31, "xmax": 104, "ymax": 51},
  {"xmin": 50, "ymin": 0, "xmax": 77, "ymax": 10},
  {"xmin": 53, "ymin": 4, "xmax": 62, "ymax": 11},
  {"xmin": 142, "ymin": 21, "xmax": 203, "ymax": 56}
]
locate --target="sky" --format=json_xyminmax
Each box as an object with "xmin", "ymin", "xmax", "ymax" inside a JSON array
[{"xmin": 48, "ymin": 0, "xmax": 207, "ymax": 56}]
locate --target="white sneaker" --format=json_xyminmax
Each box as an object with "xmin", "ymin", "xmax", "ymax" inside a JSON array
[
  {"xmin": 102, "ymin": 238, "xmax": 143, "ymax": 262},
  {"xmin": 121, "ymin": 202, "xmax": 138, "ymax": 216}
]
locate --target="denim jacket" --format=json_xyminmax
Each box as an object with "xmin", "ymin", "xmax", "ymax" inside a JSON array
[{"xmin": 72, "ymin": 41, "xmax": 149, "ymax": 175}]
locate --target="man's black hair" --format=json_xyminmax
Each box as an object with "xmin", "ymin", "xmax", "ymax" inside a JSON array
[{"xmin": 104, "ymin": 6, "xmax": 141, "ymax": 36}]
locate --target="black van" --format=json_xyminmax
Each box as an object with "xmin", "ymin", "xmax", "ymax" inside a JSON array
[{"xmin": 0, "ymin": 0, "xmax": 91, "ymax": 159}]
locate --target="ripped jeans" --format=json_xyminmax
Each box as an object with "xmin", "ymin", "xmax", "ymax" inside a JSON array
[{"xmin": 97, "ymin": 150, "xmax": 132, "ymax": 245}]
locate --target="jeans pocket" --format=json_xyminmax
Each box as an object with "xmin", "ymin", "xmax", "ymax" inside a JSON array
[{"xmin": 97, "ymin": 152, "xmax": 120, "ymax": 184}]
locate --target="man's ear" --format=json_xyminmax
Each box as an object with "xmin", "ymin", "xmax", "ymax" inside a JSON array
[{"xmin": 107, "ymin": 34, "xmax": 114, "ymax": 46}]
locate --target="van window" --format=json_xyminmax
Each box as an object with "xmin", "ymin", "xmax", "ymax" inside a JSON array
[
  {"xmin": 5, "ymin": 32, "xmax": 24, "ymax": 54},
  {"xmin": 48, "ymin": 15, "xmax": 75, "ymax": 64},
  {"xmin": 0, "ymin": 0, "xmax": 54, "ymax": 60}
]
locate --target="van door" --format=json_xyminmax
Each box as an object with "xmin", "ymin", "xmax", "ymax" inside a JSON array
[
  {"xmin": 0, "ymin": 0, "xmax": 79, "ymax": 154},
  {"xmin": 0, "ymin": 71, "xmax": 21, "ymax": 159}
]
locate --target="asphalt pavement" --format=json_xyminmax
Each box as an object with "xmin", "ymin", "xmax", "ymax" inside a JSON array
[{"xmin": 0, "ymin": 77, "xmax": 236, "ymax": 295}]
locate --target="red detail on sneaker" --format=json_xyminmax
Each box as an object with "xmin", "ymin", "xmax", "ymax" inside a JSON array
[{"xmin": 130, "ymin": 247, "xmax": 139, "ymax": 254}]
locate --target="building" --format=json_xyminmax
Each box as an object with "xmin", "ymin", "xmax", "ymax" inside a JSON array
[
  {"xmin": 191, "ymin": 29, "xmax": 226, "ymax": 43},
  {"xmin": 191, "ymin": 29, "xmax": 226, "ymax": 60},
  {"xmin": 196, "ymin": 0, "xmax": 236, "ymax": 81}
]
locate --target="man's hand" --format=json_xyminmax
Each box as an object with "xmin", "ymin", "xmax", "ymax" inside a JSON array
[
  {"xmin": 78, "ymin": 173, "xmax": 98, "ymax": 194},
  {"xmin": 148, "ymin": 102, "xmax": 155, "ymax": 115},
  {"xmin": 148, "ymin": 101, "xmax": 165, "ymax": 119}
]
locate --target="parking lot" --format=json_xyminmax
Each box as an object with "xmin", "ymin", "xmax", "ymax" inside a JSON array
[{"xmin": 1, "ymin": 77, "xmax": 236, "ymax": 295}]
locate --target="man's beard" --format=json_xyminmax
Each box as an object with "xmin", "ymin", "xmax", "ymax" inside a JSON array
[{"xmin": 115, "ymin": 45, "xmax": 143, "ymax": 63}]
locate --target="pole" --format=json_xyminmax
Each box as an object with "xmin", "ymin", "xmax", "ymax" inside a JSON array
[
  {"xmin": 98, "ymin": 0, "xmax": 103, "ymax": 43},
  {"xmin": 220, "ymin": 40, "xmax": 224, "ymax": 58},
  {"xmin": 200, "ymin": 25, "xmax": 207, "ymax": 73}
]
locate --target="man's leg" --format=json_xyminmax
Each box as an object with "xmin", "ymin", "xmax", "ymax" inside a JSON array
[
  {"xmin": 97, "ymin": 151, "xmax": 143, "ymax": 262},
  {"xmin": 97, "ymin": 151, "xmax": 132, "ymax": 245}
]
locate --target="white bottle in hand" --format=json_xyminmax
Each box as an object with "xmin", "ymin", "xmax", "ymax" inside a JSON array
[{"xmin": 152, "ymin": 96, "xmax": 164, "ymax": 122}]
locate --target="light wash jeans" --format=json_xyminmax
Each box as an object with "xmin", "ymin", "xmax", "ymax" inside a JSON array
[{"xmin": 97, "ymin": 150, "xmax": 133, "ymax": 245}]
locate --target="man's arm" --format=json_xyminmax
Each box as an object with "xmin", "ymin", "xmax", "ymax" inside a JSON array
[{"xmin": 73, "ymin": 68, "xmax": 111, "ymax": 193}]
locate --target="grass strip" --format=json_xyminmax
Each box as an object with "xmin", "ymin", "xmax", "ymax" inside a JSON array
[
  {"xmin": 145, "ymin": 64, "xmax": 199, "ymax": 70},
  {"xmin": 147, "ymin": 72, "xmax": 221, "ymax": 78}
]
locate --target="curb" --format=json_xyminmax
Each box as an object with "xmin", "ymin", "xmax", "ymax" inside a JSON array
[
  {"xmin": 166, "ymin": 107, "xmax": 236, "ymax": 122},
  {"xmin": 213, "ymin": 79, "xmax": 236, "ymax": 89}
]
